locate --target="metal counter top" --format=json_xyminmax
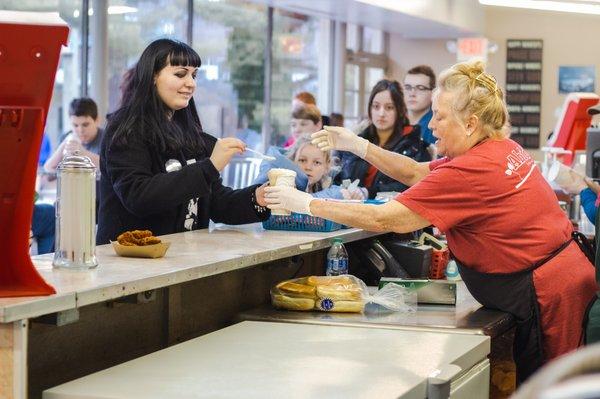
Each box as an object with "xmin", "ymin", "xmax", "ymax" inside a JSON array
[
  {"xmin": 0, "ymin": 224, "xmax": 380, "ymax": 323},
  {"xmin": 44, "ymin": 321, "xmax": 491, "ymax": 399},
  {"xmin": 239, "ymin": 283, "xmax": 514, "ymax": 337}
]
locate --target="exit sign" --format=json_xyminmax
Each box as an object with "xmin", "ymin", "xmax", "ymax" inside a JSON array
[{"xmin": 457, "ymin": 38, "xmax": 488, "ymax": 62}]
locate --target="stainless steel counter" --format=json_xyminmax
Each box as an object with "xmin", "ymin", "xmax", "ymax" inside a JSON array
[
  {"xmin": 1, "ymin": 223, "xmax": 383, "ymax": 399},
  {"xmin": 0, "ymin": 224, "xmax": 379, "ymax": 323},
  {"xmin": 239, "ymin": 283, "xmax": 514, "ymax": 338}
]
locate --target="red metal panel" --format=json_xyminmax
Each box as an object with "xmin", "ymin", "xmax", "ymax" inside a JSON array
[{"xmin": 0, "ymin": 16, "xmax": 69, "ymax": 296}]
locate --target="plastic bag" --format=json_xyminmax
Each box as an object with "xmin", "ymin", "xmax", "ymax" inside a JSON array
[
  {"xmin": 271, "ymin": 274, "xmax": 415, "ymax": 313},
  {"xmin": 363, "ymin": 282, "xmax": 416, "ymax": 313}
]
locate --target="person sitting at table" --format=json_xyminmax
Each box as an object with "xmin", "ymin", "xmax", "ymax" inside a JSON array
[
  {"xmin": 264, "ymin": 60, "xmax": 598, "ymax": 383},
  {"xmin": 31, "ymin": 201, "xmax": 55, "ymax": 255},
  {"xmin": 44, "ymin": 98, "xmax": 103, "ymax": 172},
  {"xmin": 337, "ymin": 79, "xmax": 431, "ymax": 199},
  {"xmin": 254, "ymin": 135, "xmax": 365, "ymax": 200},
  {"xmin": 96, "ymin": 38, "xmax": 269, "ymax": 244}
]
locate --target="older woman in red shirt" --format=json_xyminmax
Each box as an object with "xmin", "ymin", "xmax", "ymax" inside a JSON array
[{"xmin": 265, "ymin": 60, "xmax": 598, "ymax": 382}]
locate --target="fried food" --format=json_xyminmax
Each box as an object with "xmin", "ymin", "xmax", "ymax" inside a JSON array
[
  {"xmin": 117, "ymin": 230, "xmax": 161, "ymax": 246},
  {"xmin": 131, "ymin": 230, "xmax": 153, "ymax": 239}
]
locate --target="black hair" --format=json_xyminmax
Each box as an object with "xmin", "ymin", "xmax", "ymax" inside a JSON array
[
  {"xmin": 364, "ymin": 79, "xmax": 409, "ymax": 148},
  {"xmin": 69, "ymin": 97, "xmax": 98, "ymax": 119},
  {"xmin": 107, "ymin": 38, "xmax": 204, "ymax": 155}
]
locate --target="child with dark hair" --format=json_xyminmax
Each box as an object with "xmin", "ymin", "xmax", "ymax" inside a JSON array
[{"xmin": 283, "ymin": 104, "xmax": 322, "ymax": 148}]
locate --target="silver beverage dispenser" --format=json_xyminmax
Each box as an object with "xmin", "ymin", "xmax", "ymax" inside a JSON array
[{"xmin": 52, "ymin": 154, "xmax": 98, "ymax": 269}]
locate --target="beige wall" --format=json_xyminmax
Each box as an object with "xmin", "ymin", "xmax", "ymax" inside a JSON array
[
  {"xmin": 388, "ymin": 7, "xmax": 600, "ymax": 154},
  {"xmin": 484, "ymin": 7, "xmax": 600, "ymax": 146},
  {"xmin": 387, "ymin": 36, "xmax": 455, "ymax": 82}
]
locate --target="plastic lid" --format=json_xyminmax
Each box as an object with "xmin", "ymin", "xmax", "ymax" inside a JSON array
[
  {"xmin": 332, "ymin": 238, "xmax": 343, "ymax": 244},
  {"xmin": 57, "ymin": 153, "xmax": 96, "ymax": 170}
]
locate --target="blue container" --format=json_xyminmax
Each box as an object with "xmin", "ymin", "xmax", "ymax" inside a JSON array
[
  {"xmin": 262, "ymin": 199, "xmax": 385, "ymax": 232},
  {"xmin": 262, "ymin": 213, "xmax": 343, "ymax": 232}
]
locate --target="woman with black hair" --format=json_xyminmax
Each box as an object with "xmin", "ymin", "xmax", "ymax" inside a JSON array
[
  {"xmin": 338, "ymin": 79, "xmax": 431, "ymax": 198},
  {"xmin": 96, "ymin": 39, "xmax": 269, "ymax": 244}
]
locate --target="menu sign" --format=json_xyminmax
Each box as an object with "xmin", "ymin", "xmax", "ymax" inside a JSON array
[{"xmin": 506, "ymin": 39, "xmax": 543, "ymax": 148}]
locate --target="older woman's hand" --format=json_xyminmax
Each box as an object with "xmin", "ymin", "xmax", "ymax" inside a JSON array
[
  {"xmin": 264, "ymin": 185, "xmax": 314, "ymax": 215},
  {"xmin": 311, "ymin": 126, "xmax": 369, "ymax": 158}
]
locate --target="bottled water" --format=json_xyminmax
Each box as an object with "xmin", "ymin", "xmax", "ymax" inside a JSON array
[{"xmin": 326, "ymin": 238, "xmax": 349, "ymax": 276}]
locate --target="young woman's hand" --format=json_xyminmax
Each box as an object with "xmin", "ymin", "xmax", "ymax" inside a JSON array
[
  {"xmin": 210, "ymin": 138, "xmax": 246, "ymax": 172},
  {"xmin": 311, "ymin": 126, "xmax": 369, "ymax": 158},
  {"xmin": 255, "ymin": 183, "xmax": 268, "ymax": 207}
]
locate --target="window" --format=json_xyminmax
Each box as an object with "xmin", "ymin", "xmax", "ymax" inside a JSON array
[
  {"xmin": 192, "ymin": 0, "xmax": 266, "ymax": 149},
  {"xmin": 1, "ymin": 0, "xmax": 82, "ymax": 149},
  {"xmin": 344, "ymin": 25, "xmax": 388, "ymax": 127},
  {"xmin": 344, "ymin": 64, "xmax": 360, "ymax": 123},
  {"xmin": 270, "ymin": 9, "xmax": 320, "ymax": 146},
  {"xmin": 363, "ymin": 26, "xmax": 384, "ymax": 54},
  {"xmin": 346, "ymin": 23, "xmax": 359, "ymax": 52},
  {"xmin": 106, "ymin": 0, "xmax": 188, "ymax": 113}
]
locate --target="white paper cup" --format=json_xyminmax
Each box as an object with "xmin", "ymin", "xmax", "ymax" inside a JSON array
[
  {"xmin": 547, "ymin": 160, "xmax": 575, "ymax": 187},
  {"xmin": 268, "ymin": 168, "xmax": 296, "ymax": 215}
]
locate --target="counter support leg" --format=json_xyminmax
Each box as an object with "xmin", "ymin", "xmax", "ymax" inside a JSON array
[{"xmin": 0, "ymin": 320, "xmax": 28, "ymax": 399}]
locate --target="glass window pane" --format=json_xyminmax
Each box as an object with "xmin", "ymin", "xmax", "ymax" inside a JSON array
[
  {"xmin": 107, "ymin": 0, "xmax": 188, "ymax": 113},
  {"xmin": 344, "ymin": 91, "xmax": 359, "ymax": 118},
  {"xmin": 271, "ymin": 9, "xmax": 320, "ymax": 146},
  {"xmin": 366, "ymin": 67, "xmax": 384, "ymax": 92},
  {"xmin": 363, "ymin": 26, "xmax": 383, "ymax": 54},
  {"xmin": 346, "ymin": 23, "xmax": 358, "ymax": 52},
  {"xmin": 345, "ymin": 64, "xmax": 359, "ymax": 91},
  {"xmin": 192, "ymin": 0, "xmax": 266, "ymax": 149},
  {"xmin": 1, "ymin": 0, "xmax": 82, "ymax": 151}
]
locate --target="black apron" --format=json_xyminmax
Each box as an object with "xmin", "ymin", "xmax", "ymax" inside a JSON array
[{"xmin": 456, "ymin": 237, "xmax": 576, "ymax": 383}]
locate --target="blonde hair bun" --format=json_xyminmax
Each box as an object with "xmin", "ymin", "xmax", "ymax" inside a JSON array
[{"xmin": 438, "ymin": 60, "xmax": 510, "ymax": 139}]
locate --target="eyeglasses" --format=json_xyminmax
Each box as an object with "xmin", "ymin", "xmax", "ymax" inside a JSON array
[{"xmin": 403, "ymin": 84, "xmax": 432, "ymax": 93}]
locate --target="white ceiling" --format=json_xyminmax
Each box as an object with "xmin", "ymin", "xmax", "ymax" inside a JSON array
[{"xmin": 248, "ymin": 0, "xmax": 484, "ymax": 38}]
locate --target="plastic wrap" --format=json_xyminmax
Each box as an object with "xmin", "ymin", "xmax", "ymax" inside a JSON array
[{"xmin": 271, "ymin": 275, "xmax": 415, "ymax": 313}]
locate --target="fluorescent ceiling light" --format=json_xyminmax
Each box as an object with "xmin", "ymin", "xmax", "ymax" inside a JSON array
[
  {"xmin": 354, "ymin": 0, "xmax": 428, "ymax": 14},
  {"xmin": 108, "ymin": 6, "xmax": 138, "ymax": 15},
  {"xmin": 479, "ymin": 0, "xmax": 600, "ymax": 15}
]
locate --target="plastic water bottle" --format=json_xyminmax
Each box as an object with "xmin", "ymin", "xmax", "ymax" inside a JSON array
[{"xmin": 326, "ymin": 238, "xmax": 349, "ymax": 276}]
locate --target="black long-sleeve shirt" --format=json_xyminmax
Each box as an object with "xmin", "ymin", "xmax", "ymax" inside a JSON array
[{"xmin": 97, "ymin": 130, "xmax": 267, "ymax": 244}]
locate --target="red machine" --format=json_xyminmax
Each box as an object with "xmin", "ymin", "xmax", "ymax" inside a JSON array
[
  {"xmin": 547, "ymin": 92, "xmax": 600, "ymax": 166},
  {"xmin": 0, "ymin": 12, "xmax": 69, "ymax": 297}
]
